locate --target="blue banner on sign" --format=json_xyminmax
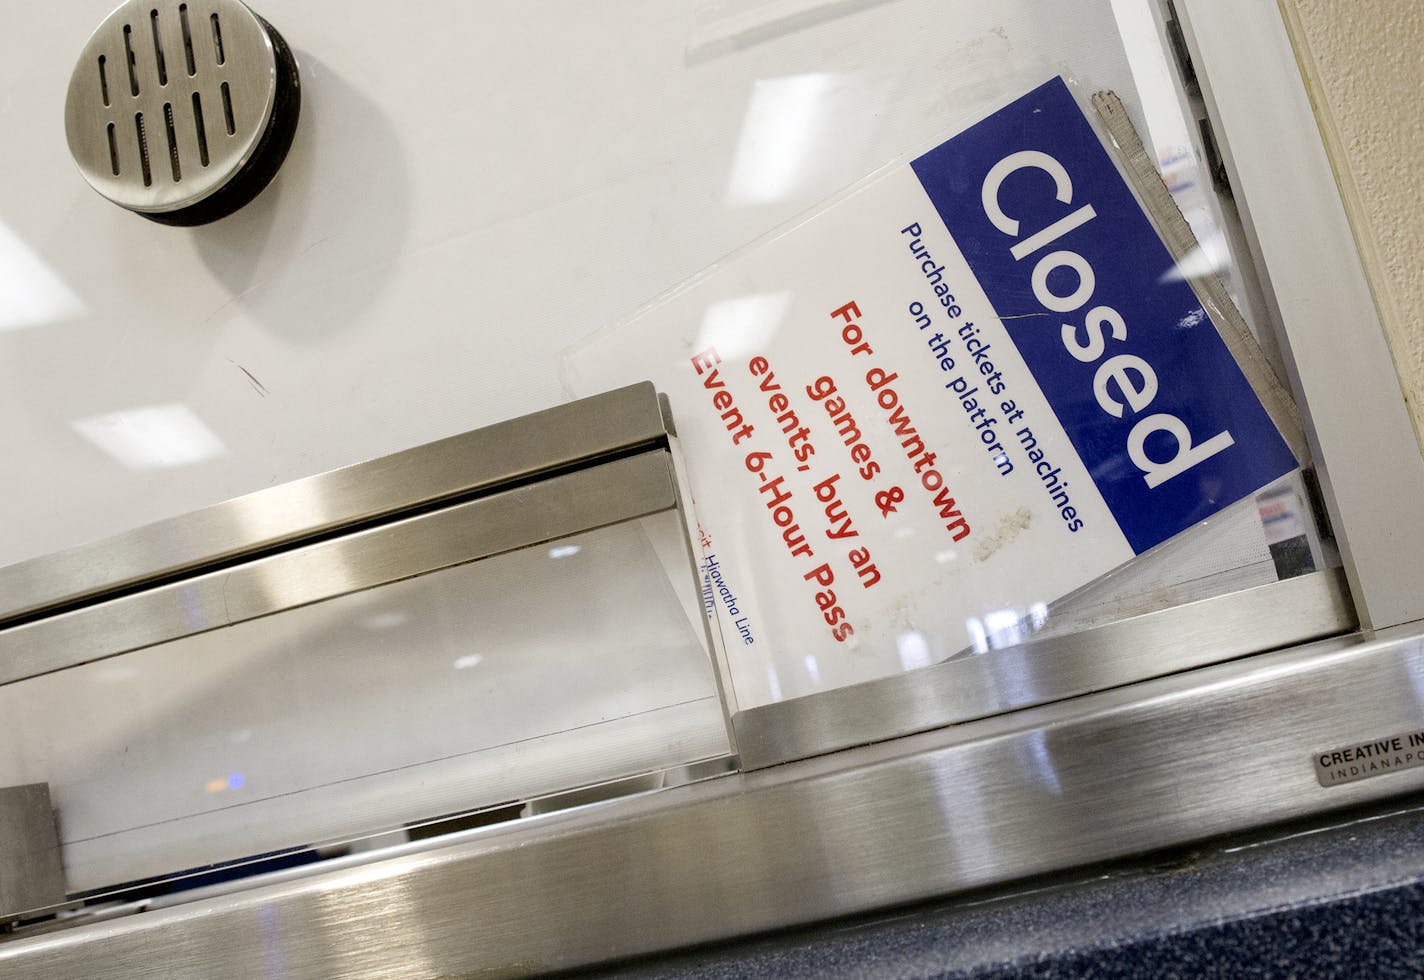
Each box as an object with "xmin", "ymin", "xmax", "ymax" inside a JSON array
[{"xmin": 910, "ymin": 77, "xmax": 1296, "ymax": 555}]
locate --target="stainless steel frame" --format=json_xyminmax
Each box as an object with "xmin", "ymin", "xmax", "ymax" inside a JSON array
[
  {"xmin": 5, "ymin": 624, "xmax": 1424, "ymax": 978},
  {"xmin": 0, "ymin": 382, "xmax": 670, "ymax": 625},
  {"xmin": 0, "ymin": 382, "xmax": 678, "ymax": 683},
  {"xmin": 1177, "ymin": 0, "xmax": 1424, "ymax": 631}
]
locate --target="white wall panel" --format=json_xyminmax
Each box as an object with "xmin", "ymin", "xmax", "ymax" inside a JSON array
[{"xmin": 0, "ymin": 1, "xmax": 1146, "ymax": 565}]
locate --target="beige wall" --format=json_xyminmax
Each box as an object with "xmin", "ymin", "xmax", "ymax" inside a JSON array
[{"xmin": 1278, "ymin": 0, "xmax": 1424, "ymax": 445}]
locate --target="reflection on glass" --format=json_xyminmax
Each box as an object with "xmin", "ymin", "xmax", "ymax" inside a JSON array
[
  {"xmin": 896, "ymin": 630, "xmax": 932, "ymax": 671},
  {"xmin": 725, "ymin": 73, "xmax": 837, "ymax": 205},
  {"xmin": 964, "ymin": 603, "xmax": 1049, "ymax": 654},
  {"xmin": 803, "ymin": 654, "xmax": 822, "ymax": 686},
  {"xmin": 71, "ymin": 402, "xmax": 226, "ymax": 469},
  {"xmin": 1160, "ymin": 233, "xmax": 1230, "ymax": 283},
  {"xmin": 1029, "ymin": 602, "xmax": 1049, "ymax": 632},
  {"xmin": 0, "ymin": 514, "xmax": 726, "ymax": 896},
  {"xmin": 0, "ymin": 221, "xmax": 86, "ymax": 332},
  {"xmin": 203, "ymin": 773, "xmax": 244, "ymax": 795},
  {"xmin": 766, "ymin": 666, "xmax": 783, "ymax": 701},
  {"xmin": 360, "ymin": 611, "xmax": 409, "ymax": 630},
  {"xmin": 695, "ymin": 292, "xmax": 792, "ymax": 361}
]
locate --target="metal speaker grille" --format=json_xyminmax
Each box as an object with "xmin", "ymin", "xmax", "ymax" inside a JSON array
[{"xmin": 64, "ymin": 0, "xmax": 300, "ymax": 226}]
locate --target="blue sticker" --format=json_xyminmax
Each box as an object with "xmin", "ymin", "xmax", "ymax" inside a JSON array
[{"xmin": 910, "ymin": 77, "xmax": 1296, "ymax": 554}]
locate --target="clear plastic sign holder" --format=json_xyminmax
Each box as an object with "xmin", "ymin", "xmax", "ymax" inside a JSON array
[
  {"xmin": 563, "ymin": 76, "xmax": 1356, "ymax": 768},
  {"xmin": 726, "ymin": 85, "xmax": 1355, "ymax": 768}
]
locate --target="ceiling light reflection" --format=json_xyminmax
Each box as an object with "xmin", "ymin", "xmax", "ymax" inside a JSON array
[
  {"xmin": 983, "ymin": 609, "xmax": 1022, "ymax": 647},
  {"xmin": 1028, "ymin": 601, "xmax": 1049, "ymax": 632},
  {"xmin": 694, "ymin": 292, "xmax": 791, "ymax": 361},
  {"xmin": 726, "ymin": 73, "xmax": 837, "ymax": 206},
  {"xmin": 965, "ymin": 603, "xmax": 1050, "ymax": 655},
  {"xmin": 803, "ymin": 654, "xmax": 822, "ymax": 686},
  {"xmin": 71, "ymin": 403, "xmax": 226, "ymax": 469},
  {"xmin": 766, "ymin": 667, "xmax": 783, "ymax": 701},
  {"xmin": 896, "ymin": 631, "xmax": 932, "ymax": 671},
  {"xmin": 965, "ymin": 616, "xmax": 989, "ymax": 654},
  {"xmin": 361, "ymin": 611, "xmax": 410, "ymax": 631},
  {"xmin": 1159, "ymin": 231, "xmax": 1229, "ymax": 283},
  {"xmin": 0, "ymin": 221, "xmax": 86, "ymax": 332},
  {"xmin": 204, "ymin": 772, "xmax": 245, "ymax": 794}
]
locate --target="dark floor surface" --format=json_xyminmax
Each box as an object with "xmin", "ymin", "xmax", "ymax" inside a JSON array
[{"xmin": 579, "ymin": 794, "xmax": 1424, "ymax": 978}]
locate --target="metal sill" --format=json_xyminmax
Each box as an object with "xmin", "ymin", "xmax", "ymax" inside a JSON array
[{"xmin": 5, "ymin": 623, "xmax": 1423, "ymax": 978}]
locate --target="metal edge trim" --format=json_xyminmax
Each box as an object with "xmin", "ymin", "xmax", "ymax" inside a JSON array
[
  {"xmin": 1175, "ymin": 2, "xmax": 1424, "ymax": 631},
  {"xmin": 0, "ymin": 450, "xmax": 677, "ymax": 685},
  {"xmin": 0, "ymin": 383, "xmax": 667, "ymax": 625},
  {"xmin": 662, "ymin": 425, "xmax": 742, "ymax": 762},
  {"xmin": 732, "ymin": 567, "xmax": 1355, "ymax": 769},
  {"xmin": 3, "ymin": 625, "xmax": 1421, "ymax": 978}
]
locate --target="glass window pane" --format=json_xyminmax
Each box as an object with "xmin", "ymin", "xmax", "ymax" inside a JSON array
[{"xmin": 0, "ymin": 513, "xmax": 727, "ymax": 896}]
